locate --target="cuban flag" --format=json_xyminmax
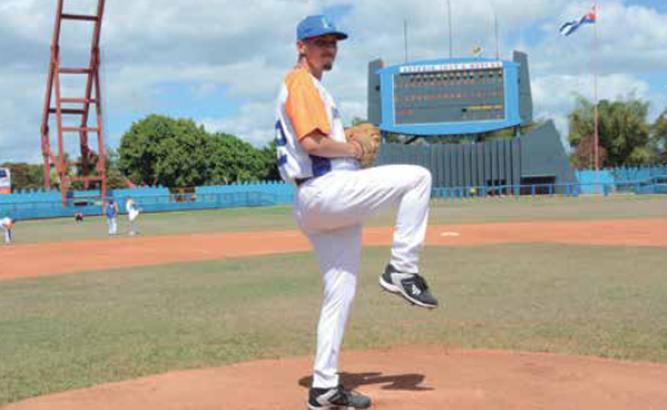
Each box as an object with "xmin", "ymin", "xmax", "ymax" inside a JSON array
[{"xmin": 559, "ymin": 5, "xmax": 597, "ymax": 36}]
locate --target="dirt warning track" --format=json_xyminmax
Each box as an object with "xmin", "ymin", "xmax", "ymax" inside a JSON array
[{"xmin": 2, "ymin": 218, "xmax": 666, "ymax": 281}]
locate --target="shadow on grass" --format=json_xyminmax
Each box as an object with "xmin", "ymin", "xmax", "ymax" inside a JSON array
[{"xmin": 298, "ymin": 371, "xmax": 433, "ymax": 391}]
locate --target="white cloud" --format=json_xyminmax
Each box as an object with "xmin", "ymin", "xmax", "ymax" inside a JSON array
[
  {"xmin": 533, "ymin": 72, "xmax": 666, "ymax": 148},
  {"xmin": 0, "ymin": 69, "xmax": 49, "ymax": 162},
  {"xmin": 530, "ymin": 1, "xmax": 667, "ymax": 75},
  {"xmin": 1, "ymin": 0, "xmax": 666, "ymax": 163},
  {"xmin": 201, "ymin": 100, "xmax": 275, "ymax": 146}
]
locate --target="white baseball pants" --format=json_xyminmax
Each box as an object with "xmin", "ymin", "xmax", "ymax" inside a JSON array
[
  {"xmin": 107, "ymin": 218, "xmax": 117, "ymax": 235},
  {"xmin": 3, "ymin": 227, "xmax": 10, "ymax": 244},
  {"xmin": 294, "ymin": 164, "xmax": 432, "ymax": 389}
]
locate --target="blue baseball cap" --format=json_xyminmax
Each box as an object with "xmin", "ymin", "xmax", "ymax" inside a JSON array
[{"xmin": 297, "ymin": 15, "xmax": 348, "ymax": 41}]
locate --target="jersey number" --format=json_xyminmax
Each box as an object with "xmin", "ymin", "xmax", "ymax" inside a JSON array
[{"xmin": 275, "ymin": 120, "xmax": 288, "ymax": 170}]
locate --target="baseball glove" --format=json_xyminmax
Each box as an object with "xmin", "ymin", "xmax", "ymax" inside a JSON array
[{"xmin": 345, "ymin": 123, "xmax": 381, "ymax": 168}]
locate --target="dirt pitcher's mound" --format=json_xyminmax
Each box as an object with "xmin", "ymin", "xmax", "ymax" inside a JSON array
[{"xmin": 7, "ymin": 346, "xmax": 667, "ymax": 410}]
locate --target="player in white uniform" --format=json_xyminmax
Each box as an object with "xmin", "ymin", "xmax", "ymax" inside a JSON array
[
  {"xmin": 1, "ymin": 217, "xmax": 14, "ymax": 244},
  {"xmin": 125, "ymin": 197, "xmax": 140, "ymax": 236},
  {"xmin": 276, "ymin": 15, "xmax": 439, "ymax": 410}
]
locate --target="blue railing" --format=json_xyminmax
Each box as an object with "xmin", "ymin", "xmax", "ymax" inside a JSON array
[
  {"xmin": 0, "ymin": 189, "xmax": 295, "ymax": 220},
  {"xmin": 1, "ymin": 177, "xmax": 665, "ymax": 221},
  {"xmin": 432, "ymin": 180, "xmax": 666, "ymax": 199}
]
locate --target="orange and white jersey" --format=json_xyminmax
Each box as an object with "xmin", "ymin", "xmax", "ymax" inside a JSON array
[{"xmin": 275, "ymin": 67, "xmax": 358, "ymax": 184}]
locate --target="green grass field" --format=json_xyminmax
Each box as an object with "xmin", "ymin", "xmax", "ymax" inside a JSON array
[{"xmin": 1, "ymin": 195, "xmax": 666, "ymax": 405}]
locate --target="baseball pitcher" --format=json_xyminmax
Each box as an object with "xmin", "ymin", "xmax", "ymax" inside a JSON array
[{"xmin": 275, "ymin": 15, "xmax": 439, "ymax": 410}]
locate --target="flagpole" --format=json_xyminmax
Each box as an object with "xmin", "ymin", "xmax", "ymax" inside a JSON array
[
  {"xmin": 593, "ymin": 2, "xmax": 599, "ymax": 171},
  {"xmin": 404, "ymin": 19, "xmax": 409, "ymax": 63},
  {"xmin": 447, "ymin": 0, "xmax": 453, "ymax": 58},
  {"xmin": 494, "ymin": 10, "xmax": 500, "ymax": 60}
]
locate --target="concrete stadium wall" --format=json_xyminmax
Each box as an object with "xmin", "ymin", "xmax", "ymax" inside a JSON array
[{"xmin": 377, "ymin": 120, "xmax": 575, "ymax": 190}]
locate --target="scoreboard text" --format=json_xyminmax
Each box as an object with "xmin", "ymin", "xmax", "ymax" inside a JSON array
[
  {"xmin": 374, "ymin": 57, "xmax": 524, "ymax": 135},
  {"xmin": 394, "ymin": 62, "xmax": 505, "ymax": 125}
]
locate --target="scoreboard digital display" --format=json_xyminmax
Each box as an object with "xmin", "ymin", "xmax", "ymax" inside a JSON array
[
  {"xmin": 393, "ymin": 62, "xmax": 505, "ymax": 125},
  {"xmin": 371, "ymin": 56, "xmax": 529, "ymax": 136}
]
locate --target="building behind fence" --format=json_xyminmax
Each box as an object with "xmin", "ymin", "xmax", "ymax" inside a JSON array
[{"xmin": 376, "ymin": 120, "xmax": 578, "ymax": 194}]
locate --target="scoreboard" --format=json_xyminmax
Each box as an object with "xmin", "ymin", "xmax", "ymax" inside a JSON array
[
  {"xmin": 371, "ymin": 56, "xmax": 530, "ymax": 136},
  {"xmin": 365, "ymin": 52, "xmax": 578, "ymax": 194},
  {"xmin": 394, "ymin": 61, "xmax": 505, "ymax": 124}
]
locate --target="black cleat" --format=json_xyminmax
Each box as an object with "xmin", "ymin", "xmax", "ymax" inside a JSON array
[
  {"xmin": 307, "ymin": 384, "xmax": 371, "ymax": 409},
  {"xmin": 379, "ymin": 264, "xmax": 439, "ymax": 309}
]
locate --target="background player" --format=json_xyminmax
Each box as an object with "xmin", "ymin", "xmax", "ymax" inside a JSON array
[
  {"xmin": 1, "ymin": 216, "xmax": 15, "ymax": 244},
  {"xmin": 125, "ymin": 197, "xmax": 140, "ymax": 236},
  {"xmin": 105, "ymin": 199, "xmax": 118, "ymax": 236}
]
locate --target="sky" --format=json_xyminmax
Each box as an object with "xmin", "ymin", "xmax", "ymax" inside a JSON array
[{"xmin": 1, "ymin": 0, "xmax": 666, "ymax": 163}]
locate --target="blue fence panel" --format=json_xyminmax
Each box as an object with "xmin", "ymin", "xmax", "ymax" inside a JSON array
[
  {"xmin": 0, "ymin": 182, "xmax": 296, "ymax": 220},
  {"xmin": 3, "ymin": 171, "xmax": 665, "ymax": 220},
  {"xmin": 576, "ymin": 165, "xmax": 667, "ymax": 193},
  {"xmin": 609, "ymin": 165, "xmax": 667, "ymax": 183},
  {"xmin": 429, "ymin": 180, "xmax": 659, "ymax": 200},
  {"xmin": 574, "ymin": 170, "xmax": 614, "ymax": 194},
  {"xmin": 0, "ymin": 189, "xmax": 61, "ymax": 204}
]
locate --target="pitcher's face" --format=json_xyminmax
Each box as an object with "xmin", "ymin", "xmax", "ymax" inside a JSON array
[{"xmin": 298, "ymin": 34, "xmax": 339, "ymax": 71}]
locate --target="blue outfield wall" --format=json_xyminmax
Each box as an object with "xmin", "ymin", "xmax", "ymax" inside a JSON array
[
  {"xmin": 1, "ymin": 166, "xmax": 666, "ymax": 220},
  {"xmin": 575, "ymin": 165, "xmax": 667, "ymax": 194},
  {"xmin": 574, "ymin": 170, "xmax": 615, "ymax": 194},
  {"xmin": 0, "ymin": 182, "xmax": 295, "ymax": 221},
  {"xmin": 609, "ymin": 165, "xmax": 667, "ymax": 182},
  {"xmin": 434, "ymin": 165, "xmax": 667, "ymax": 198}
]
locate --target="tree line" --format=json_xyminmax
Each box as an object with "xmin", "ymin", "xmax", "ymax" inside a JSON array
[
  {"xmin": 568, "ymin": 96, "xmax": 667, "ymax": 168},
  {"xmin": 117, "ymin": 114, "xmax": 279, "ymax": 187},
  {"xmin": 2, "ymin": 114, "xmax": 280, "ymax": 191},
  {"xmin": 0, "ymin": 150, "xmax": 132, "ymax": 192}
]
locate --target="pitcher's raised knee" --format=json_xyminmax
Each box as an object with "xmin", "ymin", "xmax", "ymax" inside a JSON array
[{"xmin": 407, "ymin": 165, "xmax": 432, "ymax": 190}]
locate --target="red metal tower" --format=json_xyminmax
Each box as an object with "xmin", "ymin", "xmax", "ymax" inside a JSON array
[{"xmin": 40, "ymin": 0, "xmax": 108, "ymax": 205}]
